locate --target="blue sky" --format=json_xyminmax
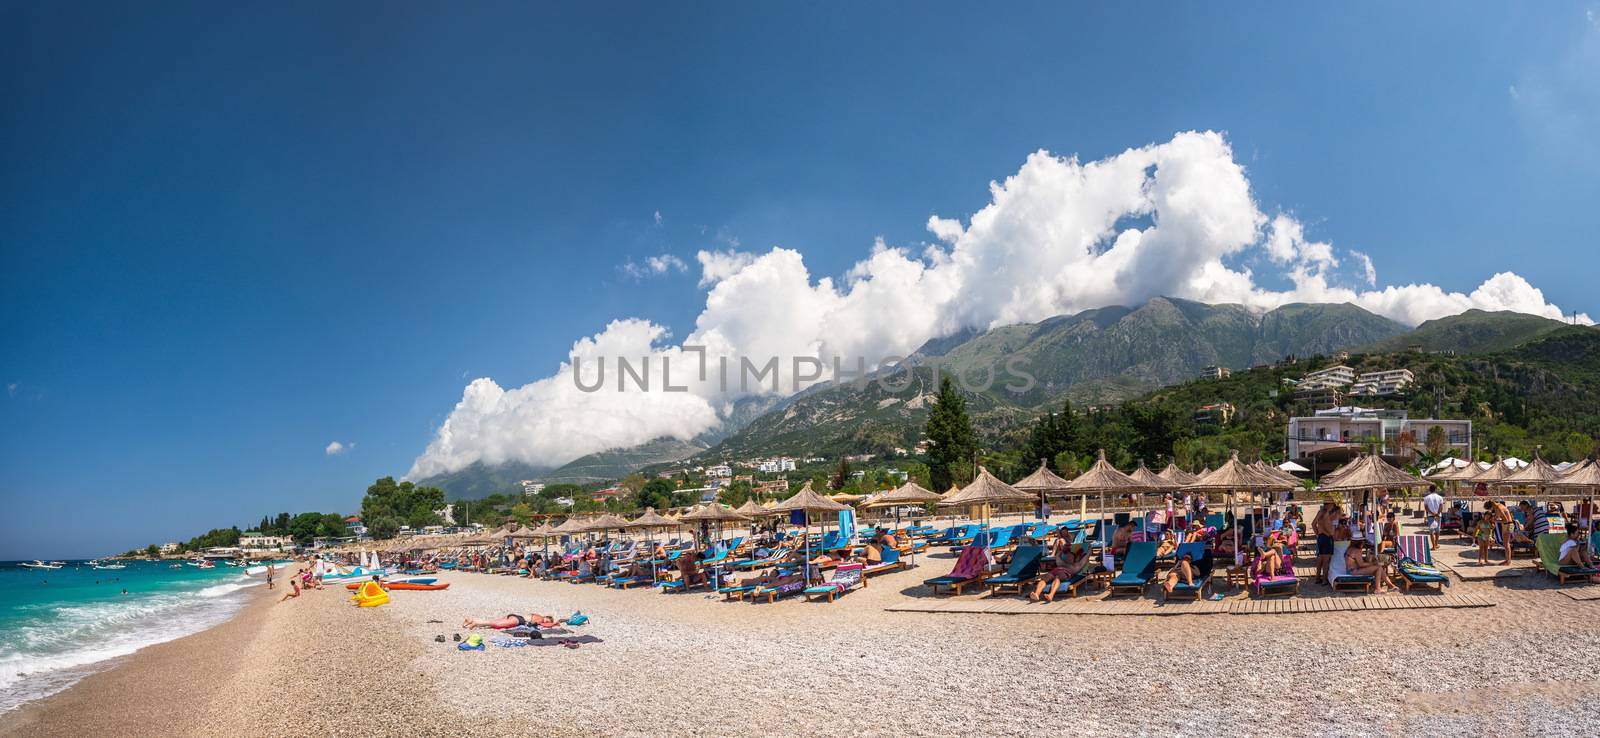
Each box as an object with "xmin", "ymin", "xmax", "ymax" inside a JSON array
[{"xmin": 3, "ymin": 3, "xmax": 1597, "ymax": 558}]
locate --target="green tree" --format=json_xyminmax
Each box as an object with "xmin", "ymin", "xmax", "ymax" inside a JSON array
[
  {"xmin": 925, "ymin": 376, "xmax": 976, "ymax": 491},
  {"xmin": 361, "ymin": 477, "xmax": 446, "ymax": 528},
  {"xmin": 636, "ymin": 478, "xmax": 676, "ymax": 511},
  {"xmin": 366, "ymin": 515, "xmax": 401, "ymax": 540},
  {"xmin": 144, "ymin": 544, "xmax": 160, "ymax": 558},
  {"xmin": 831, "ymin": 456, "xmax": 852, "ymax": 490},
  {"xmin": 287, "ymin": 512, "xmax": 326, "ymax": 544},
  {"xmin": 509, "ymin": 502, "xmax": 534, "ymax": 525},
  {"xmin": 718, "ymin": 480, "xmax": 754, "ymax": 507}
]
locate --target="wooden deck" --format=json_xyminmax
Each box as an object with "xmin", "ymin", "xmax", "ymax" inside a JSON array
[
  {"xmin": 885, "ymin": 592, "xmax": 1495, "ymax": 617},
  {"xmin": 1558, "ymin": 588, "xmax": 1600, "ymax": 601}
]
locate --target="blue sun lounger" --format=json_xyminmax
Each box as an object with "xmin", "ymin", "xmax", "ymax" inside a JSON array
[
  {"xmin": 1165, "ymin": 542, "xmax": 1212, "ymax": 600},
  {"xmin": 1107, "ymin": 541, "xmax": 1158, "ymax": 597},
  {"xmin": 985, "ymin": 545, "xmax": 1044, "ymax": 595},
  {"xmin": 1395, "ymin": 534, "xmax": 1449, "ymax": 592}
]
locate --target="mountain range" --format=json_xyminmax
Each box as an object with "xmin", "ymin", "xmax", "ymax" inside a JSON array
[{"xmin": 417, "ymin": 299, "xmax": 1582, "ymax": 498}]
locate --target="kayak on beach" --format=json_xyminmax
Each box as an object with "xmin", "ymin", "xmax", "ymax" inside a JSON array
[{"xmin": 344, "ymin": 581, "xmax": 450, "ymax": 591}]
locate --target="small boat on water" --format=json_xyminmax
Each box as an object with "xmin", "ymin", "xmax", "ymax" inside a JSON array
[
  {"xmin": 91, "ymin": 562, "xmax": 127, "ymax": 570},
  {"xmin": 20, "ymin": 560, "xmax": 62, "ymax": 570}
]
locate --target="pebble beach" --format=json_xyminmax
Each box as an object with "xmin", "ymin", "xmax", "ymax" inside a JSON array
[{"xmin": 8, "ymin": 550, "xmax": 1598, "ymax": 738}]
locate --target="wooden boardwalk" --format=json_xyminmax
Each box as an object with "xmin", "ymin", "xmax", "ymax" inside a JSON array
[
  {"xmin": 1559, "ymin": 588, "xmax": 1600, "ymax": 602},
  {"xmin": 885, "ymin": 592, "xmax": 1495, "ymax": 617}
]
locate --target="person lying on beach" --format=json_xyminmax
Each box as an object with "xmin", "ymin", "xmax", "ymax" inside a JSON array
[
  {"xmin": 1161, "ymin": 550, "xmax": 1196, "ymax": 598},
  {"xmin": 1029, "ymin": 541, "xmax": 1090, "ymax": 603},
  {"xmin": 1155, "ymin": 531, "xmax": 1179, "ymax": 559},
  {"xmin": 1560, "ymin": 527, "xmax": 1595, "ymax": 568},
  {"xmin": 278, "ymin": 578, "xmax": 302, "ymax": 602},
  {"xmin": 675, "ymin": 551, "xmax": 709, "ymax": 588},
  {"xmin": 1109, "ymin": 521, "xmax": 1135, "ymax": 558},
  {"xmin": 1344, "ymin": 540, "xmax": 1391, "ymax": 593},
  {"xmin": 463, "ymin": 612, "xmax": 566, "ymax": 630},
  {"xmin": 1257, "ymin": 531, "xmax": 1287, "ymax": 578}
]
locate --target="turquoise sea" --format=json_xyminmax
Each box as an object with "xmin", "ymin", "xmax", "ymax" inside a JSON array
[{"xmin": 0, "ymin": 559, "xmax": 281, "ymax": 713}]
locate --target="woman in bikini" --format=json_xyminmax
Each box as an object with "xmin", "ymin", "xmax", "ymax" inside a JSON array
[{"xmin": 462, "ymin": 612, "xmax": 564, "ymax": 630}]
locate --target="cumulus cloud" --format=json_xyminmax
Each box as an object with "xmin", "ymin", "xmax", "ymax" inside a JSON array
[
  {"xmin": 620, "ymin": 254, "xmax": 688, "ymax": 279},
  {"xmin": 407, "ymin": 130, "xmax": 1590, "ymax": 479},
  {"xmin": 325, "ymin": 441, "xmax": 353, "ymax": 456}
]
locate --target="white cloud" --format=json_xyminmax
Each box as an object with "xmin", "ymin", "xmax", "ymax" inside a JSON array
[
  {"xmin": 620, "ymin": 254, "xmax": 688, "ymax": 280},
  {"xmin": 1508, "ymin": 84, "xmax": 1520, "ymax": 100},
  {"xmin": 653, "ymin": 209, "xmax": 663, "ymax": 225},
  {"xmin": 5, "ymin": 383, "xmax": 15, "ymax": 398},
  {"xmin": 325, "ymin": 441, "xmax": 353, "ymax": 456},
  {"xmin": 408, "ymin": 130, "xmax": 1590, "ymax": 479}
]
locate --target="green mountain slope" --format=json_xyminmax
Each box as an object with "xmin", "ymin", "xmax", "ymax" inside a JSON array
[
  {"xmin": 708, "ymin": 298, "xmax": 1408, "ymax": 458},
  {"xmin": 1361, "ymin": 309, "xmax": 1573, "ymax": 355}
]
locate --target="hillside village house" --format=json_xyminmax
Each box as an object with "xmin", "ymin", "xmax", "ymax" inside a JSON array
[
  {"xmin": 239, "ymin": 531, "xmax": 289, "ymax": 550},
  {"xmin": 1286, "ymin": 406, "xmax": 1470, "ymax": 468},
  {"xmin": 159, "ymin": 542, "xmax": 180, "ymax": 554},
  {"xmin": 757, "ymin": 457, "xmax": 797, "ymax": 473},
  {"xmin": 706, "ymin": 464, "xmax": 733, "ymax": 478},
  {"xmin": 1349, "ymin": 368, "xmax": 1416, "ymax": 397}
]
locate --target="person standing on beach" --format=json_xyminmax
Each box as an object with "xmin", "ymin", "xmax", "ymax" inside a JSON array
[
  {"xmin": 1422, "ymin": 487, "xmax": 1445, "ymax": 550},
  {"xmin": 266, "ymin": 564, "xmax": 275, "ymax": 590},
  {"xmin": 1312, "ymin": 502, "xmax": 1338, "ymax": 585}
]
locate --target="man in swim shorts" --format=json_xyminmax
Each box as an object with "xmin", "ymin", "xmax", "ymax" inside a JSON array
[{"xmin": 1312, "ymin": 501, "xmax": 1339, "ymax": 585}]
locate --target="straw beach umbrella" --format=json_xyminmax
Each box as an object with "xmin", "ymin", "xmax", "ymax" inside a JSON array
[
  {"xmin": 1316, "ymin": 454, "xmax": 1430, "ymax": 543},
  {"xmin": 768, "ymin": 481, "xmax": 850, "ymax": 574},
  {"xmin": 860, "ymin": 481, "xmax": 943, "ymax": 545},
  {"xmin": 1494, "ymin": 453, "xmax": 1562, "ymax": 491},
  {"xmin": 1551, "ymin": 461, "xmax": 1600, "ymax": 533},
  {"xmin": 939, "ymin": 467, "xmax": 1034, "ymax": 525},
  {"xmin": 1060, "ymin": 450, "xmax": 1153, "ymax": 553},
  {"xmin": 625, "ymin": 507, "xmax": 681, "ymax": 583},
  {"xmin": 1014, "ymin": 459, "xmax": 1073, "ymax": 519},
  {"xmin": 1158, "ymin": 462, "xmax": 1201, "ymax": 487},
  {"xmin": 1186, "ymin": 451, "xmax": 1293, "ymax": 561}
]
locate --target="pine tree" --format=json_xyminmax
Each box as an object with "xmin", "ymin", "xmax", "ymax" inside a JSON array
[
  {"xmin": 832, "ymin": 456, "xmax": 852, "ymax": 490},
  {"xmin": 925, "ymin": 376, "xmax": 976, "ymax": 491}
]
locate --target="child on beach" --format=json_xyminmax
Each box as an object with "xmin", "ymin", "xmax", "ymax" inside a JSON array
[
  {"xmin": 1473, "ymin": 516, "xmax": 1494, "ymax": 565},
  {"xmin": 278, "ymin": 578, "xmax": 301, "ymax": 602}
]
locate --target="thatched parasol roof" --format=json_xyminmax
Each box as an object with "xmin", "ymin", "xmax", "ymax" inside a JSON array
[
  {"xmin": 1128, "ymin": 461, "xmax": 1181, "ymax": 491},
  {"xmin": 1252, "ymin": 460, "xmax": 1304, "ymax": 488},
  {"xmin": 939, "ymin": 467, "xmax": 1035, "ymax": 507},
  {"xmin": 1158, "ymin": 462, "xmax": 1201, "ymax": 486},
  {"xmin": 527, "ymin": 522, "xmax": 556, "ymax": 538},
  {"xmin": 1494, "ymin": 455, "xmax": 1563, "ymax": 487},
  {"xmin": 1184, "ymin": 452, "xmax": 1290, "ymax": 491},
  {"xmin": 860, "ymin": 481, "xmax": 944, "ymax": 508},
  {"xmin": 767, "ymin": 481, "xmax": 850, "ymax": 514},
  {"xmin": 1012, "ymin": 460, "xmax": 1073, "ymax": 494},
  {"xmin": 678, "ymin": 501, "xmax": 754, "ymax": 523},
  {"xmin": 829, "ymin": 492, "xmax": 866, "ymax": 504},
  {"xmin": 581, "ymin": 513, "xmax": 632, "ymax": 533},
  {"xmin": 1466, "ymin": 458, "xmax": 1516, "ymax": 484},
  {"xmin": 941, "ymin": 485, "xmax": 961, "ymax": 499},
  {"xmin": 734, "ymin": 499, "xmax": 773, "ymax": 517},
  {"xmin": 1059, "ymin": 450, "xmax": 1150, "ymax": 494},
  {"xmin": 507, "ymin": 525, "xmax": 541, "ymax": 540},
  {"xmin": 548, "ymin": 518, "xmax": 590, "ymax": 535},
  {"xmin": 1551, "ymin": 459, "xmax": 1600, "ymax": 489},
  {"xmin": 625, "ymin": 507, "xmax": 682, "ymax": 529},
  {"xmin": 1315, "ymin": 454, "xmax": 1429, "ymax": 491}
]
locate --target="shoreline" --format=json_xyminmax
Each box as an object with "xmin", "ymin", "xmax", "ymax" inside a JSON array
[
  {"xmin": 7, "ymin": 551, "xmax": 1600, "ymax": 737},
  {"xmin": 0, "ymin": 580, "xmax": 277, "ymax": 737}
]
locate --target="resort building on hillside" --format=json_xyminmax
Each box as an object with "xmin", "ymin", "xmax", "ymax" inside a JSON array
[
  {"xmin": 1349, "ymin": 368, "xmax": 1416, "ymax": 397},
  {"xmin": 1198, "ymin": 365, "xmax": 1231, "ymax": 380},
  {"xmin": 754, "ymin": 478, "xmax": 790, "ymax": 496},
  {"xmin": 1193, "ymin": 402, "xmax": 1236, "ymax": 425},
  {"xmin": 1297, "ymin": 364, "xmax": 1356, "ymax": 390},
  {"xmin": 757, "ymin": 457, "xmax": 797, "ymax": 473},
  {"xmin": 240, "ymin": 531, "xmax": 289, "ymax": 550},
  {"xmin": 159, "ymin": 542, "xmax": 180, "ymax": 554},
  {"xmin": 520, "ymin": 480, "xmax": 545, "ymax": 496},
  {"xmin": 706, "ymin": 464, "xmax": 733, "ymax": 478},
  {"xmin": 1286, "ymin": 406, "xmax": 1470, "ymax": 466}
]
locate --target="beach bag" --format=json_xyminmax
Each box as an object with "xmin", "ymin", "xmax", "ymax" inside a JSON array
[{"xmin": 566, "ymin": 611, "xmax": 589, "ymax": 626}]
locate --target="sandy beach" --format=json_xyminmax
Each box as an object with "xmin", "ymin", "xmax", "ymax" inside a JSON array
[{"xmin": 7, "ymin": 539, "xmax": 1599, "ymax": 738}]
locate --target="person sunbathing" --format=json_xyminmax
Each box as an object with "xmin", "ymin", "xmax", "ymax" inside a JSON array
[
  {"xmin": 1155, "ymin": 530, "xmax": 1179, "ymax": 559},
  {"xmin": 1257, "ymin": 530, "xmax": 1288, "ymax": 578},
  {"xmin": 810, "ymin": 548, "xmax": 856, "ymax": 568},
  {"xmin": 1560, "ymin": 527, "xmax": 1596, "ymax": 569},
  {"xmin": 1029, "ymin": 542, "xmax": 1090, "ymax": 603},
  {"xmin": 1110, "ymin": 521, "xmax": 1135, "ymax": 558},
  {"xmin": 462, "ymin": 612, "xmax": 565, "ymax": 630},
  {"xmin": 1343, "ymin": 540, "xmax": 1391, "ymax": 593},
  {"xmin": 1161, "ymin": 550, "xmax": 1197, "ymax": 598},
  {"xmin": 675, "ymin": 551, "xmax": 709, "ymax": 588}
]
